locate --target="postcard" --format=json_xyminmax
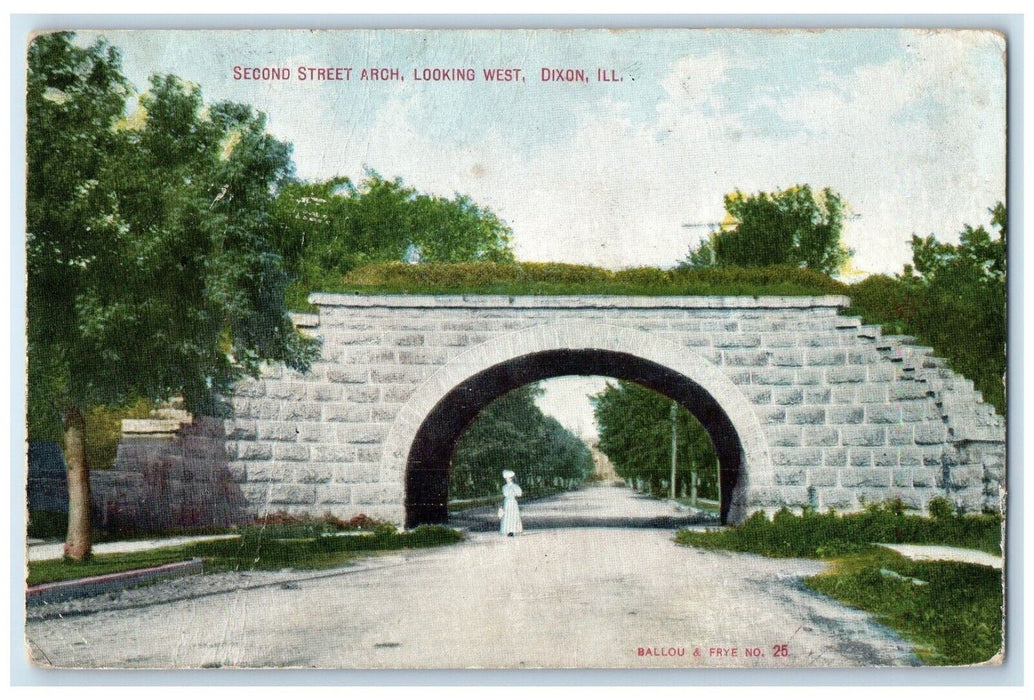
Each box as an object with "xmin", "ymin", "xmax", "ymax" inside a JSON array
[{"xmin": 23, "ymin": 27, "xmax": 1008, "ymax": 670}]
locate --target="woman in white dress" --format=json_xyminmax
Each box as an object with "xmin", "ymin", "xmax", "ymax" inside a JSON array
[{"xmin": 500, "ymin": 470, "xmax": 523, "ymax": 536}]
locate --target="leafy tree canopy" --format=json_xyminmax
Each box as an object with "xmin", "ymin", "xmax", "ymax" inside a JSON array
[
  {"xmin": 852, "ymin": 203, "xmax": 1007, "ymax": 413},
  {"xmin": 907, "ymin": 202, "xmax": 1006, "ymax": 286},
  {"xmin": 27, "ymin": 32, "xmax": 318, "ymax": 557},
  {"xmin": 684, "ymin": 185, "xmax": 851, "ymax": 275},
  {"xmin": 28, "ymin": 32, "xmax": 317, "ymax": 425},
  {"xmin": 451, "ymin": 384, "xmax": 593, "ymax": 501},
  {"xmin": 270, "ymin": 171, "xmax": 514, "ymax": 308},
  {"xmin": 591, "ymin": 381, "xmax": 718, "ymax": 500}
]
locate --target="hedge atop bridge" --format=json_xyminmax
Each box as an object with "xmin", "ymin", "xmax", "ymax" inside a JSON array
[{"xmin": 338, "ymin": 262, "xmax": 849, "ymax": 297}]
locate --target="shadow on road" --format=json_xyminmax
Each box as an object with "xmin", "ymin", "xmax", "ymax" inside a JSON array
[
  {"xmin": 451, "ymin": 512, "xmax": 718, "ymax": 532},
  {"xmin": 449, "ymin": 486, "xmax": 720, "ymax": 532}
]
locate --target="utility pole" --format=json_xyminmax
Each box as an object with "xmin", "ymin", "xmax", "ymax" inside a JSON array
[{"xmin": 670, "ymin": 400, "xmax": 678, "ymax": 500}]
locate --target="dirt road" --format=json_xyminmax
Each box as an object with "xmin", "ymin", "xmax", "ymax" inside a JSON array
[{"xmin": 25, "ymin": 486, "xmax": 918, "ymax": 669}]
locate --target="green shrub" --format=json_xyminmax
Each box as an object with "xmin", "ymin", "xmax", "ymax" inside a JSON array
[
  {"xmin": 847, "ymin": 274, "xmax": 919, "ymax": 336},
  {"xmin": 668, "ymin": 265, "xmax": 847, "ymax": 295},
  {"xmin": 250, "ymin": 511, "xmax": 389, "ymax": 532},
  {"xmin": 612, "ymin": 266, "xmax": 671, "ymax": 287},
  {"xmin": 373, "ymin": 522, "xmax": 400, "ymax": 537},
  {"xmin": 848, "ymin": 273, "xmax": 1005, "ymax": 415},
  {"xmin": 884, "ymin": 497, "xmax": 907, "ymax": 517},
  {"xmin": 343, "ymin": 261, "xmax": 612, "ymax": 290},
  {"xmin": 927, "ymin": 497, "xmax": 955, "ymax": 521},
  {"xmin": 676, "ymin": 502, "xmax": 1001, "ymax": 558},
  {"xmin": 28, "ymin": 510, "xmax": 68, "ymax": 539},
  {"xmin": 337, "ymin": 262, "xmax": 850, "ymax": 297}
]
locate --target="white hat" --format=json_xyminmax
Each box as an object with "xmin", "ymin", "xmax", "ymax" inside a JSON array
[{"xmin": 502, "ymin": 470, "xmax": 515, "ymax": 479}]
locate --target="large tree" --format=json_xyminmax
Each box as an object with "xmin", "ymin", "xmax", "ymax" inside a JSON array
[
  {"xmin": 27, "ymin": 33, "xmax": 317, "ymax": 560},
  {"xmin": 684, "ymin": 185, "xmax": 851, "ymax": 275}
]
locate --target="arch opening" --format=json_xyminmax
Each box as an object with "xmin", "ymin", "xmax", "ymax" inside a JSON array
[{"xmin": 404, "ymin": 349, "xmax": 746, "ymax": 528}]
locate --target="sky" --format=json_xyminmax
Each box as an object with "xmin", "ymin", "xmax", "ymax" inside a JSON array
[
  {"xmin": 71, "ymin": 28, "xmax": 1008, "ymax": 438},
  {"xmin": 76, "ymin": 28, "xmax": 1006, "ymax": 275}
]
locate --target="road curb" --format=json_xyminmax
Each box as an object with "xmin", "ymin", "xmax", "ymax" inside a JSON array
[{"xmin": 27, "ymin": 558, "xmax": 204, "ymax": 606}]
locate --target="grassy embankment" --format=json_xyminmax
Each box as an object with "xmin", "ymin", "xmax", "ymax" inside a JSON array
[
  {"xmin": 328, "ymin": 261, "xmax": 850, "ymax": 300},
  {"xmin": 676, "ymin": 502, "xmax": 1003, "ymax": 666},
  {"xmin": 27, "ymin": 522, "xmax": 462, "ymax": 587}
]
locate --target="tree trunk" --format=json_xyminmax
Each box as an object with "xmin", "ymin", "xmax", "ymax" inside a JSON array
[{"xmin": 63, "ymin": 405, "xmax": 92, "ymax": 561}]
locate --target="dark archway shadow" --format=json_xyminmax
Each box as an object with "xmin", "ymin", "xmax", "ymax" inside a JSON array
[{"xmin": 405, "ymin": 349, "xmax": 745, "ymax": 528}]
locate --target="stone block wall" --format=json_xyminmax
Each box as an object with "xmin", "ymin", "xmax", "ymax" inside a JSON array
[
  {"xmin": 91, "ymin": 415, "xmax": 247, "ymax": 531},
  {"xmin": 216, "ymin": 295, "xmax": 1005, "ymax": 526}
]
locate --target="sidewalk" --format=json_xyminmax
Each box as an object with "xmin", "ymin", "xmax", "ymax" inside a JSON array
[
  {"xmin": 25, "ymin": 533, "xmax": 241, "ymax": 606},
  {"xmin": 27, "ymin": 559, "xmax": 206, "ymax": 606},
  {"xmin": 26, "ymin": 533, "xmax": 240, "ymax": 562},
  {"xmin": 877, "ymin": 543, "xmax": 1003, "ymax": 569}
]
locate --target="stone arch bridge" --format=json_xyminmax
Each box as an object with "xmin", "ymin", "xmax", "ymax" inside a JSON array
[{"xmin": 99, "ymin": 294, "xmax": 1005, "ymax": 529}]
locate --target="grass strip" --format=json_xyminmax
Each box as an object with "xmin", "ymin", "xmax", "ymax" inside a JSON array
[
  {"xmin": 28, "ymin": 547, "xmax": 203, "ymax": 587},
  {"xmin": 803, "ymin": 548, "xmax": 1002, "ymax": 666},
  {"xmin": 676, "ymin": 506, "xmax": 1003, "ymax": 666},
  {"xmin": 28, "ymin": 525, "xmax": 463, "ymax": 586}
]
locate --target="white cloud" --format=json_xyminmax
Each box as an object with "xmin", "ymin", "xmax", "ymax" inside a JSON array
[
  {"xmin": 321, "ymin": 30, "xmax": 1003, "ymax": 275},
  {"xmin": 97, "ymin": 29, "xmax": 1002, "ymax": 276},
  {"xmin": 768, "ymin": 31, "xmax": 1006, "ymax": 273}
]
